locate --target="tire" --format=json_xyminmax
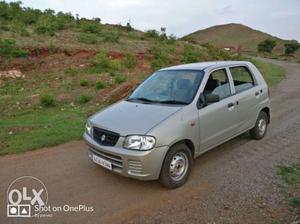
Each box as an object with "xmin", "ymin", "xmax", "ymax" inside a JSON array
[
  {"xmin": 250, "ymin": 111, "xmax": 268, "ymax": 140},
  {"xmin": 159, "ymin": 143, "xmax": 192, "ymax": 188}
]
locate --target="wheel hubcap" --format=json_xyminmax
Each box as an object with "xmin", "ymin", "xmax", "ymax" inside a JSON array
[
  {"xmin": 169, "ymin": 152, "xmax": 188, "ymax": 181},
  {"xmin": 258, "ymin": 118, "xmax": 267, "ymax": 136}
]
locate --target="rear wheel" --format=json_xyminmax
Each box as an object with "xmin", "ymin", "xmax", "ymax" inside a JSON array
[
  {"xmin": 159, "ymin": 143, "xmax": 192, "ymax": 188},
  {"xmin": 250, "ymin": 111, "xmax": 268, "ymax": 140}
]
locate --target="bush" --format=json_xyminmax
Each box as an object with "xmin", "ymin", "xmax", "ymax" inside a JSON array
[
  {"xmin": 145, "ymin": 29, "xmax": 160, "ymax": 39},
  {"xmin": 181, "ymin": 45, "xmax": 200, "ymax": 63},
  {"xmin": 79, "ymin": 94, "xmax": 91, "ymax": 104},
  {"xmin": 91, "ymin": 51, "xmax": 124, "ymax": 72},
  {"xmin": 0, "ymin": 39, "xmax": 29, "ymax": 58},
  {"xmin": 34, "ymin": 15, "xmax": 61, "ymax": 36},
  {"xmin": 77, "ymin": 33, "xmax": 98, "ymax": 44},
  {"xmin": 11, "ymin": 21, "xmax": 30, "ymax": 36},
  {"xmin": 123, "ymin": 53, "xmax": 136, "ymax": 69},
  {"xmin": 40, "ymin": 94, "xmax": 55, "ymax": 107},
  {"xmin": 80, "ymin": 80, "xmax": 88, "ymax": 86},
  {"xmin": 102, "ymin": 32, "xmax": 120, "ymax": 43},
  {"xmin": 258, "ymin": 39, "xmax": 277, "ymax": 53},
  {"xmin": 114, "ymin": 75, "xmax": 127, "ymax": 84},
  {"xmin": 284, "ymin": 42, "xmax": 300, "ymax": 55},
  {"xmin": 149, "ymin": 46, "xmax": 171, "ymax": 70},
  {"xmin": 95, "ymin": 80, "xmax": 107, "ymax": 89},
  {"xmin": 79, "ymin": 20, "xmax": 101, "ymax": 34}
]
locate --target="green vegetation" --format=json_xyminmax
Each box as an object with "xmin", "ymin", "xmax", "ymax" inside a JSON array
[
  {"xmin": 278, "ymin": 163, "xmax": 300, "ymax": 211},
  {"xmin": 95, "ymin": 80, "xmax": 107, "ymax": 89},
  {"xmin": 181, "ymin": 44, "xmax": 201, "ymax": 63},
  {"xmin": 123, "ymin": 53, "xmax": 137, "ymax": 69},
  {"xmin": 258, "ymin": 39, "xmax": 277, "ymax": 53},
  {"xmin": 40, "ymin": 94, "xmax": 55, "ymax": 107},
  {"xmin": 114, "ymin": 75, "xmax": 127, "ymax": 84},
  {"xmin": 0, "ymin": 39, "xmax": 28, "ymax": 58},
  {"xmin": 0, "ymin": 108, "xmax": 85, "ymax": 155},
  {"xmin": 77, "ymin": 33, "xmax": 98, "ymax": 44},
  {"xmin": 284, "ymin": 42, "xmax": 300, "ymax": 55},
  {"xmin": 79, "ymin": 80, "xmax": 88, "ymax": 87},
  {"xmin": 251, "ymin": 59, "xmax": 285, "ymax": 86},
  {"xmin": 78, "ymin": 94, "xmax": 91, "ymax": 104}
]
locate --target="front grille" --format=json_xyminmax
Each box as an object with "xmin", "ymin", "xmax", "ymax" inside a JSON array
[
  {"xmin": 90, "ymin": 148, "xmax": 123, "ymax": 172},
  {"xmin": 93, "ymin": 127, "xmax": 120, "ymax": 146}
]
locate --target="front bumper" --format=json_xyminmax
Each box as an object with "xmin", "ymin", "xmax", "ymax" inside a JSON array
[{"xmin": 83, "ymin": 132, "xmax": 168, "ymax": 180}]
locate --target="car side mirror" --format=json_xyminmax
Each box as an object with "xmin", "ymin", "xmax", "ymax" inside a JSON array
[
  {"xmin": 197, "ymin": 93, "xmax": 220, "ymax": 109},
  {"xmin": 206, "ymin": 94, "xmax": 220, "ymax": 104}
]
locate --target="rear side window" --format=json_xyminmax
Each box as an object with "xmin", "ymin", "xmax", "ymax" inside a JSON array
[
  {"xmin": 203, "ymin": 69, "xmax": 231, "ymax": 100},
  {"xmin": 230, "ymin": 66, "xmax": 255, "ymax": 93}
]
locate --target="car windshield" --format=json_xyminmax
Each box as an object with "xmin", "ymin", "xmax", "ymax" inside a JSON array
[{"xmin": 128, "ymin": 70, "xmax": 204, "ymax": 105}]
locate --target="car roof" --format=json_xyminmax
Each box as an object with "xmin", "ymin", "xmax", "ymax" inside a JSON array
[{"xmin": 160, "ymin": 61, "xmax": 251, "ymax": 71}]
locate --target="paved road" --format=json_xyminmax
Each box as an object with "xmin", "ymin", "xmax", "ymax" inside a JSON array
[{"xmin": 1, "ymin": 59, "xmax": 300, "ymax": 224}]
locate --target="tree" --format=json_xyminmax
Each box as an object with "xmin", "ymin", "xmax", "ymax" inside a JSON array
[
  {"xmin": 284, "ymin": 42, "xmax": 300, "ymax": 55},
  {"xmin": 258, "ymin": 39, "xmax": 277, "ymax": 53}
]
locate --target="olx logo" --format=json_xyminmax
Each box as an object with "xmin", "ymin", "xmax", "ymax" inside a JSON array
[{"xmin": 7, "ymin": 176, "xmax": 48, "ymax": 218}]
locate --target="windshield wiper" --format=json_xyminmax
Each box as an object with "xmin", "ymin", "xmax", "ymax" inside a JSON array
[
  {"xmin": 158, "ymin": 100, "xmax": 189, "ymax": 105},
  {"xmin": 127, "ymin": 97, "xmax": 156, "ymax": 103}
]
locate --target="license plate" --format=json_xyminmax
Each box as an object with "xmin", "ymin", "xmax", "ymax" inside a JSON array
[{"xmin": 92, "ymin": 154, "xmax": 112, "ymax": 170}]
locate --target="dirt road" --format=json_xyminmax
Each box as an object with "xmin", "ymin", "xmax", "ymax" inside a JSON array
[{"xmin": 1, "ymin": 59, "xmax": 300, "ymax": 224}]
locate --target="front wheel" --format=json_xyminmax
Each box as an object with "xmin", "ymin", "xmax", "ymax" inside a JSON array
[
  {"xmin": 250, "ymin": 111, "xmax": 268, "ymax": 140},
  {"xmin": 159, "ymin": 143, "xmax": 192, "ymax": 188}
]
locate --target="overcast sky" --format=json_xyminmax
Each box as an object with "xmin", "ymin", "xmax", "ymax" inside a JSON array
[{"xmin": 9, "ymin": 0, "xmax": 300, "ymax": 41}]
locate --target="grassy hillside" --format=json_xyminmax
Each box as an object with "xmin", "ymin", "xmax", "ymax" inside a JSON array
[
  {"xmin": 0, "ymin": 2, "xmax": 285, "ymax": 154},
  {"xmin": 183, "ymin": 23, "xmax": 300, "ymax": 60}
]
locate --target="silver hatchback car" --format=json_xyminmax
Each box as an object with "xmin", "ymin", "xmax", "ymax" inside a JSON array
[{"xmin": 83, "ymin": 61, "xmax": 270, "ymax": 188}]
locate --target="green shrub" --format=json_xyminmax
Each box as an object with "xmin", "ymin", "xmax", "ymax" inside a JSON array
[
  {"xmin": 65, "ymin": 67, "xmax": 77, "ymax": 76},
  {"xmin": 34, "ymin": 15, "xmax": 61, "ymax": 36},
  {"xmin": 258, "ymin": 39, "xmax": 277, "ymax": 53},
  {"xmin": 80, "ymin": 80, "xmax": 88, "ymax": 86},
  {"xmin": 149, "ymin": 46, "xmax": 171, "ymax": 70},
  {"xmin": 145, "ymin": 29, "xmax": 160, "ymax": 39},
  {"xmin": 284, "ymin": 42, "xmax": 300, "ymax": 55},
  {"xmin": 40, "ymin": 94, "xmax": 55, "ymax": 107},
  {"xmin": 114, "ymin": 75, "xmax": 127, "ymax": 84},
  {"xmin": 102, "ymin": 32, "xmax": 120, "ymax": 43},
  {"xmin": 77, "ymin": 33, "xmax": 98, "ymax": 44},
  {"xmin": 79, "ymin": 20, "xmax": 101, "ymax": 34},
  {"xmin": 123, "ymin": 53, "xmax": 136, "ymax": 69},
  {"xmin": 109, "ymin": 59, "xmax": 124, "ymax": 71},
  {"xmin": 0, "ymin": 39, "xmax": 29, "ymax": 58},
  {"xmin": 181, "ymin": 45, "xmax": 200, "ymax": 63},
  {"xmin": 11, "ymin": 21, "xmax": 30, "ymax": 36},
  {"xmin": 95, "ymin": 80, "xmax": 107, "ymax": 89},
  {"xmin": 79, "ymin": 94, "xmax": 91, "ymax": 104},
  {"xmin": 91, "ymin": 51, "xmax": 124, "ymax": 72}
]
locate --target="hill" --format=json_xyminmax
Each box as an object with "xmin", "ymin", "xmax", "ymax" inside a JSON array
[{"xmin": 182, "ymin": 23, "xmax": 298, "ymax": 55}]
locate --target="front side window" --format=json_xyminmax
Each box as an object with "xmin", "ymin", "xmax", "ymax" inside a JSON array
[
  {"xmin": 203, "ymin": 69, "xmax": 231, "ymax": 100},
  {"xmin": 128, "ymin": 70, "xmax": 204, "ymax": 105},
  {"xmin": 230, "ymin": 66, "xmax": 255, "ymax": 93}
]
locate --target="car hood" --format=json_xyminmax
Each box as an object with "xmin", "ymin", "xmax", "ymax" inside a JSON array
[{"xmin": 90, "ymin": 101, "xmax": 183, "ymax": 136}]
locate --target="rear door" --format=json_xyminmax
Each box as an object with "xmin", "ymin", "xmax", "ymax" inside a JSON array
[
  {"xmin": 228, "ymin": 66, "xmax": 261, "ymax": 132},
  {"xmin": 198, "ymin": 68, "xmax": 239, "ymax": 151}
]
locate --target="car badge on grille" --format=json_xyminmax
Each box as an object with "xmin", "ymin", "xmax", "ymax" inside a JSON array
[{"xmin": 101, "ymin": 134, "xmax": 106, "ymax": 141}]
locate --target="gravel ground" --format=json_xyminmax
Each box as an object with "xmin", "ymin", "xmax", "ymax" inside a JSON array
[{"xmin": 0, "ymin": 59, "xmax": 299, "ymax": 224}]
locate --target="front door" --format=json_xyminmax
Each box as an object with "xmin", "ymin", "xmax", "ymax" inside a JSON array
[{"xmin": 198, "ymin": 68, "xmax": 239, "ymax": 151}]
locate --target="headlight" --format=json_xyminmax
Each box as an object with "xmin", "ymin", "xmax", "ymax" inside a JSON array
[
  {"xmin": 85, "ymin": 121, "xmax": 92, "ymax": 136},
  {"xmin": 123, "ymin": 135, "xmax": 156, "ymax": 150}
]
